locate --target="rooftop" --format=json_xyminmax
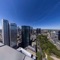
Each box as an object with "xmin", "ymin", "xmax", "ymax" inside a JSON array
[{"xmin": 0, "ymin": 43, "xmax": 34, "ymax": 60}]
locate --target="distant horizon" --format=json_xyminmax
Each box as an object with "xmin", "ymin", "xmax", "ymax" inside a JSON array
[{"xmin": 0, "ymin": 19, "xmax": 60, "ymax": 30}]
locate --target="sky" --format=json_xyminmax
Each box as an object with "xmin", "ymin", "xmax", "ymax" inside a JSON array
[{"xmin": 0, "ymin": 0, "xmax": 60, "ymax": 29}]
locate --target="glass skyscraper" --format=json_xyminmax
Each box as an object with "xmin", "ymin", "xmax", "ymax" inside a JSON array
[
  {"xmin": 21, "ymin": 26, "xmax": 30, "ymax": 48},
  {"xmin": 36, "ymin": 28, "xmax": 41, "ymax": 34},
  {"xmin": 2, "ymin": 19, "xmax": 10, "ymax": 46},
  {"xmin": 58, "ymin": 31, "xmax": 60, "ymax": 40},
  {"xmin": 10, "ymin": 23, "xmax": 17, "ymax": 47}
]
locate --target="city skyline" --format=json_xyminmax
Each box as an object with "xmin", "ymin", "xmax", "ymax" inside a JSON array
[{"xmin": 0, "ymin": 0, "xmax": 60, "ymax": 29}]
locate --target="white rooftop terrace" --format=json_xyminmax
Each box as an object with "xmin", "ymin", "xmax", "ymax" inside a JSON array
[{"xmin": 0, "ymin": 43, "xmax": 34, "ymax": 60}]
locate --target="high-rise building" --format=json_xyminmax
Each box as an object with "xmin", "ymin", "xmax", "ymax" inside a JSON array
[
  {"xmin": 36, "ymin": 28, "xmax": 41, "ymax": 34},
  {"xmin": 2, "ymin": 19, "xmax": 10, "ymax": 46},
  {"xmin": 21, "ymin": 26, "xmax": 30, "ymax": 48},
  {"xmin": 10, "ymin": 23, "xmax": 17, "ymax": 47},
  {"xmin": 58, "ymin": 31, "xmax": 60, "ymax": 40}
]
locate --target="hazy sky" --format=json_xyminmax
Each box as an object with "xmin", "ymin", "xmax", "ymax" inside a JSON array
[{"xmin": 0, "ymin": 0, "xmax": 60, "ymax": 29}]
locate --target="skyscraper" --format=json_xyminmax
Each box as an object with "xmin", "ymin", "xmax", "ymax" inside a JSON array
[
  {"xmin": 36, "ymin": 28, "xmax": 41, "ymax": 35},
  {"xmin": 2, "ymin": 19, "xmax": 10, "ymax": 46},
  {"xmin": 21, "ymin": 26, "xmax": 30, "ymax": 48},
  {"xmin": 58, "ymin": 31, "xmax": 60, "ymax": 40},
  {"xmin": 10, "ymin": 23, "xmax": 17, "ymax": 47}
]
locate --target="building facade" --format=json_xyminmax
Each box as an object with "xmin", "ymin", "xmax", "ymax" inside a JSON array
[
  {"xmin": 2, "ymin": 19, "xmax": 10, "ymax": 46},
  {"xmin": 58, "ymin": 31, "xmax": 60, "ymax": 40},
  {"xmin": 10, "ymin": 23, "xmax": 17, "ymax": 47},
  {"xmin": 21, "ymin": 26, "xmax": 30, "ymax": 48},
  {"xmin": 36, "ymin": 28, "xmax": 41, "ymax": 35}
]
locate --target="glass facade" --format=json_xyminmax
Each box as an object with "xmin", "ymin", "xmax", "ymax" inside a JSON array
[
  {"xmin": 36, "ymin": 28, "xmax": 41, "ymax": 34},
  {"xmin": 10, "ymin": 23, "xmax": 17, "ymax": 47},
  {"xmin": 58, "ymin": 31, "xmax": 60, "ymax": 40},
  {"xmin": 2, "ymin": 19, "xmax": 10, "ymax": 46},
  {"xmin": 21, "ymin": 26, "xmax": 30, "ymax": 48}
]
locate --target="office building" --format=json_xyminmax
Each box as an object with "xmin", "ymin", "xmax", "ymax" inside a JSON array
[
  {"xmin": 21, "ymin": 26, "xmax": 30, "ymax": 48},
  {"xmin": 58, "ymin": 31, "xmax": 60, "ymax": 40},
  {"xmin": 10, "ymin": 23, "xmax": 17, "ymax": 47},
  {"xmin": 2, "ymin": 19, "xmax": 10, "ymax": 46},
  {"xmin": 36, "ymin": 28, "xmax": 41, "ymax": 34}
]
